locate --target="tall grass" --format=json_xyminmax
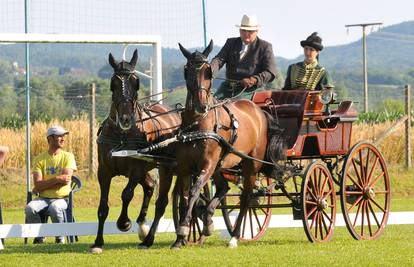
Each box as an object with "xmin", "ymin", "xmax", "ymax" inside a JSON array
[
  {"xmin": 0, "ymin": 116, "xmax": 95, "ymax": 174},
  {"xmin": 0, "ymin": 119, "xmax": 413, "ymax": 173}
]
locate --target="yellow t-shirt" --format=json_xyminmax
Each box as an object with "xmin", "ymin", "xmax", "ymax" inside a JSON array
[{"xmin": 32, "ymin": 150, "xmax": 77, "ymax": 198}]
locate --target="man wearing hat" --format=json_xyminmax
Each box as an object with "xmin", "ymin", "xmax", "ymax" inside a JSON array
[
  {"xmin": 283, "ymin": 32, "xmax": 333, "ymax": 90},
  {"xmin": 25, "ymin": 125, "xmax": 77, "ymax": 244},
  {"xmin": 210, "ymin": 14, "xmax": 277, "ymax": 99}
]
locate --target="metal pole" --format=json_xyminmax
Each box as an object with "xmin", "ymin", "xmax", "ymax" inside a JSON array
[
  {"xmin": 406, "ymin": 85, "xmax": 412, "ymax": 168},
  {"xmin": 362, "ymin": 26, "xmax": 368, "ymax": 112},
  {"xmin": 345, "ymin": 22, "xmax": 382, "ymax": 113},
  {"xmin": 153, "ymin": 41, "xmax": 162, "ymax": 103},
  {"xmin": 89, "ymin": 83, "xmax": 96, "ymax": 178},
  {"xmin": 24, "ymin": 0, "xmax": 31, "ymax": 195},
  {"xmin": 202, "ymin": 0, "xmax": 207, "ymax": 48}
]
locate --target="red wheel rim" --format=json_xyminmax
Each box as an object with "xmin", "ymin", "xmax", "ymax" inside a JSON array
[
  {"xmin": 302, "ymin": 162, "xmax": 336, "ymax": 242},
  {"xmin": 341, "ymin": 142, "xmax": 390, "ymax": 240},
  {"xmin": 221, "ymin": 176, "xmax": 272, "ymax": 241}
]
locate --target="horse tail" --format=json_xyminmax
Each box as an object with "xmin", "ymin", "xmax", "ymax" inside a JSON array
[{"xmin": 262, "ymin": 111, "xmax": 286, "ymax": 178}]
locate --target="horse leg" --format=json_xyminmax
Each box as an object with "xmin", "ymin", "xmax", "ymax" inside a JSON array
[
  {"xmin": 116, "ymin": 173, "xmax": 141, "ymax": 232},
  {"xmin": 203, "ymin": 173, "xmax": 229, "ymax": 236},
  {"xmin": 135, "ymin": 172, "xmax": 155, "ymax": 241},
  {"xmin": 139, "ymin": 167, "xmax": 173, "ymax": 248},
  {"xmin": 90, "ymin": 168, "xmax": 112, "ymax": 254},
  {"xmin": 171, "ymin": 164, "xmax": 216, "ymax": 249},
  {"xmin": 228, "ymin": 161, "xmax": 255, "ymax": 249}
]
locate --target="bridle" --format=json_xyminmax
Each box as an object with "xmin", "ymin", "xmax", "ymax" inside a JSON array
[
  {"xmin": 185, "ymin": 60, "xmax": 213, "ymax": 116},
  {"xmin": 110, "ymin": 69, "xmax": 142, "ymax": 131}
]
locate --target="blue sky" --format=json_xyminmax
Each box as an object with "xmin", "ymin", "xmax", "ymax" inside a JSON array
[{"xmin": 206, "ymin": 0, "xmax": 414, "ymax": 58}]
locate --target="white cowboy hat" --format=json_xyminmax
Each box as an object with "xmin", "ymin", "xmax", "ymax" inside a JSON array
[{"xmin": 236, "ymin": 14, "xmax": 260, "ymax": 31}]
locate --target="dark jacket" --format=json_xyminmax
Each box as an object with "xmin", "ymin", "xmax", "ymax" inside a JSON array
[{"xmin": 210, "ymin": 37, "xmax": 277, "ymax": 88}]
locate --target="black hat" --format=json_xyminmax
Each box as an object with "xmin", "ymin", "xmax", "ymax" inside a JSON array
[{"xmin": 300, "ymin": 32, "xmax": 323, "ymax": 51}]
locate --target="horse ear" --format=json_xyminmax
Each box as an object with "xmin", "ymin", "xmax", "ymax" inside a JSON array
[
  {"xmin": 178, "ymin": 43, "xmax": 192, "ymax": 59},
  {"xmin": 202, "ymin": 40, "xmax": 213, "ymax": 57},
  {"xmin": 130, "ymin": 49, "xmax": 138, "ymax": 67},
  {"xmin": 109, "ymin": 53, "xmax": 118, "ymax": 69}
]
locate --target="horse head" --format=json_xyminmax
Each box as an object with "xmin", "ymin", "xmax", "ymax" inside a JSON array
[
  {"xmin": 108, "ymin": 49, "xmax": 140, "ymax": 131},
  {"xmin": 179, "ymin": 40, "xmax": 214, "ymax": 116}
]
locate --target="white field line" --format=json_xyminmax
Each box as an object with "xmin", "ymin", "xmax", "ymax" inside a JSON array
[{"xmin": 0, "ymin": 212, "xmax": 413, "ymax": 239}]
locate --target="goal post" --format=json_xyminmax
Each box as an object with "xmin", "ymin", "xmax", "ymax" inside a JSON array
[
  {"xmin": 0, "ymin": 33, "xmax": 162, "ymax": 192},
  {"xmin": 0, "ymin": 33, "xmax": 163, "ymax": 101}
]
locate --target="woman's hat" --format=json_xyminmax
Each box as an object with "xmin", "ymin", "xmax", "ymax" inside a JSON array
[
  {"xmin": 236, "ymin": 14, "xmax": 260, "ymax": 31},
  {"xmin": 300, "ymin": 32, "xmax": 324, "ymax": 51}
]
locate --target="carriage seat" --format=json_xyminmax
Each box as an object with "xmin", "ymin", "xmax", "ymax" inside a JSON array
[{"xmin": 252, "ymin": 90, "xmax": 309, "ymax": 118}]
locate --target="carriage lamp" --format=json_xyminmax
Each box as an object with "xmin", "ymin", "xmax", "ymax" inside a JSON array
[{"xmin": 319, "ymin": 87, "xmax": 335, "ymax": 105}]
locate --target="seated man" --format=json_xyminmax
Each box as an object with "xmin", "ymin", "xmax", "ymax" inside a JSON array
[
  {"xmin": 25, "ymin": 125, "xmax": 77, "ymax": 244},
  {"xmin": 210, "ymin": 14, "xmax": 277, "ymax": 100}
]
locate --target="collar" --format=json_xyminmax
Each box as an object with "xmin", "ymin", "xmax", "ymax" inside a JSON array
[{"xmin": 303, "ymin": 59, "xmax": 318, "ymax": 69}]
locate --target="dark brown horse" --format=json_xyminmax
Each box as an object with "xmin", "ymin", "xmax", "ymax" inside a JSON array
[
  {"xmin": 172, "ymin": 41, "xmax": 284, "ymax": 249},
  {"xmin": 90, "ymin": 50, "xmax": 181, "ymax": 253}
]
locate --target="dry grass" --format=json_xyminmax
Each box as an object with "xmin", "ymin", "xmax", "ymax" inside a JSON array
[
  {"xmin": 0, "ymin": 117, "xmax": 97, "ymax": 175},
  {"xmin": 352, "ymin": 122, "xmax": 414, "ymax": 164},
  {"xmin": 1, "ymin": 119, "xmax": 412, "ymax": 172}
]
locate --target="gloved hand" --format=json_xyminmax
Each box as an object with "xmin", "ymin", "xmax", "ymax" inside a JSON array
[{"xmin": 240, "ymin": 76, "xmax": 258, "ymax": 89}]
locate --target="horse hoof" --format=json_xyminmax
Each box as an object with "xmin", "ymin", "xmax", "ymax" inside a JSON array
[
  {"xmin": 202, "ymin": 223, "xmax": 214, "ymax": 236},
  {"xmin": 90, "ymin": 247, "xmax": 103, "ymax": 254},
  {"xmin": 138, "ymin": 244, "xmax": 149, "ymax": 250},
  {"xmin": 138, "ymin": 223, "xmax": 150, "ymax": 241},
  {"xmin": 228, "ymin": 237, "xmax": 238, "ymax": 249},
  {"xmin": 117, "ymin": 219, "xmax": 132, "ymax": 232},
  {"xmin": 197, "ymin": 235, "xmax": 207, "ymax": 245}
]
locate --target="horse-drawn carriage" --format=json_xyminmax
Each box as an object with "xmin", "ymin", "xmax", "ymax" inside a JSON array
[
  {"xmin": 170, "ymin": 88, "xmax": 390, "ymax": 244},
  {"xmin": 92, "ymin": 46, "xmax": 390, "ymax": 253}
]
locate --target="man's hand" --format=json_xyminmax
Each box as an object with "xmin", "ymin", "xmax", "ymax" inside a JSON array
[
  {"xmin": 240, "ymin": 76, "xmax": 258, "ymax": 89},
  {"xmin": 56, "ymin": 175, "xmax": 71, "ymax": 185}
]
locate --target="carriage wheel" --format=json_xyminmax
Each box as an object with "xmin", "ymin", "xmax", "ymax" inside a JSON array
[
  {"xmin": 220, "ymin": 175, "xmax": 272, "ymax": 241},
  {"xmin": 301, "ymin": 161, "xmax": 336, "ymax": 243},
  {"xmin": 341, "ymin": 141, "xmax": 390, "ymax": 240},
  {"xmin": 172, "ymin": 183, "xmax": 210, "ymax": 244}
]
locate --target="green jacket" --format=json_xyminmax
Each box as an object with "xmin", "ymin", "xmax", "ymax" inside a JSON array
[{"xmin": 283, "ymin": 61, "xmax": 333, "ymax": 90}]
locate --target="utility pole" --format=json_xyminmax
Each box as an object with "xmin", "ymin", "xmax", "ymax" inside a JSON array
[{"xmin": 345, "ymin": 22, "xmax": 382, "ymax": 113}]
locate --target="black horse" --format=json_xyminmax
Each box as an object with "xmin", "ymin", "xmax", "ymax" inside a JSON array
[{"xmin": 90, "ymin": 50, "xmax": 181, "ymax": 253}]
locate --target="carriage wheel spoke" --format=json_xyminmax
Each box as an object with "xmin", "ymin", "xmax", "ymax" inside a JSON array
[
  {"xmin": 317, "ymin": 169, "xmax": 322, "ymax": 195},
  {"xmin": 366, "ymin": 156, "xmax": 379, "ymax": 185},
  {"xmin": 253, "ymin": 209, "xmax": 263, "ymax": 231},
  {"xmin": 307, "ymin": 206, "xmax": 318, "ymax": 220},
  {"xmin": 367, "ymin": 201, "xmax": 381, "ymax": 228},
  {"xmin": 241, "ymin": 210, "xmax": 247, "ymax": 239},
  {"xmin": 365, "ymin": 200, "xmax": 373, "ymax": 236},
  {"xmin": 374, "ymin": 190, "xmax": 390, "ymax": 194},
  {"xmin": 359, "ymin": 150, "xmax": 366, "ymax": 186},
  {"xmin": 320, "ymin": 175, "xmax": 329, "ymax": 196},
  {"xmin": 352, "ymin": 158, "xmax": 364, "ymax": 187},
  {"xmin": 321, "ymin": 211, "xmax": 329, "ymax": 235},
  {"xmin": 322, "ymin": 209, "xmax": 333, "ymax": 224},
  {"xmin": 305, "ymin": 200, "xmax": 318, "ymax": 205},
  {"xmin": 364, "ymin": 149, "xmax": 371, "ymax": 184},
  {"xmin": 313, "ymin": 212, "xmax": 319, "ymax": 237},
  {"xmin": 323, "ymin": 189, "xmax": 333, "ymax": 199},
  {"xmin": 347, "ymin": 194, "xmax": 363, "ymax": 213},
  {"xmin": 308, "ymin": 179, "xmax": 318, "ymax": 201},
  {"xmin": 318, "ymin": 213, "xmax": 324, "ymax": 240},
  {"xmin": 347, "ymin": 173, "xmax": 363, "ymax": 190},
  {"xmin": 369, "ymin": 171, "xmax": 385, "ymax": 188},
  {"xmin": 249, "ymin": 208, "xmax": 254, "ymax": 239},
  {"xmin": 370, "ymin": 198, "xmax": 387, "ymax": 213},
  {"xmin": 353, "ymin": 199, "xmax": 364, "ymax": 228},
  {"xmin": 361, "ymin": 200, "xmax": 366, "ymax": 236}
]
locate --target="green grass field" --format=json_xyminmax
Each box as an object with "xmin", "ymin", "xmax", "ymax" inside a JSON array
[
  {"xmin": 1, "ymin": 165, "xmax": 413, "ymax": 265},
  {"xmin": 1, "ymin": 225, "xmax": 413, "ymax": 266}
]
